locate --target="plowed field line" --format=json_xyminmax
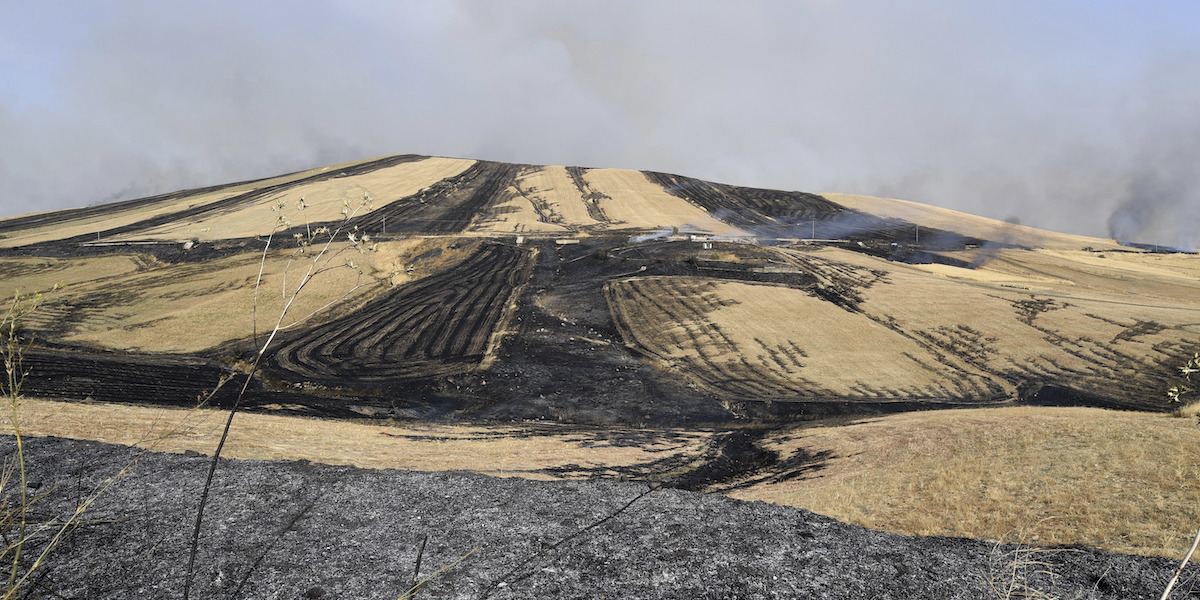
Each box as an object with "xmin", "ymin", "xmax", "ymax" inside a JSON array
[{"xmin": 267, "ymin": 243, "xmax": 534, "ymax": 384}]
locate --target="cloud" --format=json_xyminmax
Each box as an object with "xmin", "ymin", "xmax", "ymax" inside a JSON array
[{"xmin": 1, "ymin": 0, "xmax": 1198, "ymax": 246}]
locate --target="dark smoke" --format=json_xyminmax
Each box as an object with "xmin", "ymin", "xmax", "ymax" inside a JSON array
[{"xmin": 1108, "ymin": 172, "xmax": 1199, "ymax": 251}]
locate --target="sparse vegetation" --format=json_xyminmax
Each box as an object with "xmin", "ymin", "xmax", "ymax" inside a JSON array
[
  {"xmin": 185, "ymin": 193, "xmax": 386, "ymax": 598},
  {"xmin": 0, "ymin": 287, "xmax": 140, "ymax": 598},
  {"xmin": 1167, "ymin": 352, "xmax": 1200, "ymax": 405}
]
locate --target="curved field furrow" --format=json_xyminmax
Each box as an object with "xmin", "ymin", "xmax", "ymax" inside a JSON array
[{"xmin": 267, "ymin": 243, "xmax": 534, "ymax": 385}]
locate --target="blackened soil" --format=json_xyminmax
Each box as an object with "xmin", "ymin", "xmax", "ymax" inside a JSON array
[
  {"xmin": 8, "ymin": 435, "xmax": 1188, "ymax": 599},
  {"xmin": 534, "ymin": 426, "xmax": 833, "ymax": 493},
  {"xmin": 667, "ymin": 429, "xmax": 779, "ymax": 491},
  {"xmin": 446, "ymin": 238, "xmax": 736, "ymax": 424},
  {"xmin": 644, "ymin": 170, "xmax": 997, "ymax": 254},
  {"xmin": 17, "ymin": 346, "xmax": 367, "ymax": 419},
  {"xmin": 19, "ymin": 346, "xmax": 238, "ymax": 408},
  {"xmin": 643, "ymin": 171, "xmax": 847, "ymax": 235}
]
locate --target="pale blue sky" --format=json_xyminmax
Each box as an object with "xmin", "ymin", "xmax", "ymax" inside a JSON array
[{"xmin": 2, "ymin": 1, "xmax": 1198, "ymax": 247}]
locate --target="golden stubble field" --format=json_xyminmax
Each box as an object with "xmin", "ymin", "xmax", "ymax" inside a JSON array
[
  {"xmin": 0, "ymin": 156, "xmax": 407, "ymax": 248},
  {"xmin": 606, "ymin": 245, "xmax": 1200, "ymax": 406},
  {"xmin": 470, "ymin": 166, "xmax": 745, "ymax": 236},
  {"xmin": 108, "ymin": 157, "xmax": 477, "ymax": 243},
  {"xmin": 0, "ymin": 237, "xmax": 480, "ymax": 353}
]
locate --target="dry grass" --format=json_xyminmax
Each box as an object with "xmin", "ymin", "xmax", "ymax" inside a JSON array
[
  {"xmin": 108, "ymin": 157, "xmax": 475, "ymax": 242},
  {"xmin": 1173, "ymin": 401, "xmax": 1200, "ymax": 419},
  {"xmin": 607, "ymin": 276, "xmax": 960, "ymax": 398},
  {"xmin": 523, "ymin": 166, "xmax": 605, "ymax": 228},
  {"xmin": 821, "ymin": 193, "xmax": 1122, "ymax": 251},
  {"xmin": 9, "ymin": 397, "xmax": 709, "ymax": 480},
  {"xmin": 12, "ymin": 396, "xmax": 1199, "ymax": 559},
  {"xmin": 584, "ymin": 169, "xmax": 743, "ymax": 235},
  {"xmin": 0, "ymin": 256, "xmax": 142, "ymax": 296},
  {"xmin": 0, "ymin": 238, "xmax": 478, "ymax": 353},
  {"xmin": 470, "ymin": 166, "xmax": 600, "ymax": 235},
  {"xmin": 607, "ymin": 246, "xmax": 1200, "ymax": 403},
  {"xmin": 55, "ymin": 250, "xmax": 370, "ymax": 353},
  {"xmin": 0, "ymin": 159, "xmax": 383, "ymax": 248},
  {"xmin": 730, "ymin": 406, "xmax": 1200, "ymax": 558}
]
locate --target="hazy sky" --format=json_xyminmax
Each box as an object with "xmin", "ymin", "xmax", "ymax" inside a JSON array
[{"xmin": 2, "ymin": 1, "xmax": 1199, "ymax": 247}]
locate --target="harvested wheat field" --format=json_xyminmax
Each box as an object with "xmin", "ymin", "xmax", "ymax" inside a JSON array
[
  {"xmin": 105, "ymin": 156, "xmax": 476, "ymax": 242},
  {"xmin": 470, "ymin": 165, "xmax": 602, "ymax": 234},
  {"xmin": 0, "ymin": 159, "xmax": 378, "ymax": 248},
  {"xmin": 606, "ymin": 276, "xmax": 975, "ymax": 399},
  {"xmin": 0, "ymin": 237, "xmax": 479, "ymax": 353},
  {"xmin": 582, "ymin": 168, "xmax": 744, "ymax": 235},
  {"xmin": 729, "ymin": 405, "xmax": 1200, "ymax": 559},
  {"xmin": 606, "ymin": 244, "xmax": 1200, "ymax": 409},
  {"xmin": 822, "ymin": 193, "xmax": 1124, "ymax": 251}
]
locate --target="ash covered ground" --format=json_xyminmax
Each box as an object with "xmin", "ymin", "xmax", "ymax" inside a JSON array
[{"xmin": 8, "ymin": 436, "xmax": 1192, "ymax": 600}]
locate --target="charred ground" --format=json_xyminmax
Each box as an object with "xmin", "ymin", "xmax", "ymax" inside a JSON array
[{"xmin": 0, "ymin": 155, "xmax": 1194, "ymax": 429}]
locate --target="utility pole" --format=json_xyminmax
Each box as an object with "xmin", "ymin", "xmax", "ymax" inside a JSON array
[
  {"xmin": 811, "ymin": 220, "xmax": 816, "ymax": 240},
  {"xmin": 915, "ymin": 225, "xmax": 919, "ymax": 245},
  {"xmin": 383, "ymin": 216, "xmax": 387, "ymax": 235}
]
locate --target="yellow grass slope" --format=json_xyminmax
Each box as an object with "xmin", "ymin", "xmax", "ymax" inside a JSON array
[
  {"xmin": 607, "ymin": 245, "xmax": 1200, "ymax": 404},
  {"xmin": 11, "ymin": 397, "xmax": 709, "ymax": 482},
  {"xmin": 583, "ymin": 169, "xmax": 742, "ymax": 235},
  {"xmin": 606, "ymin": 276, "xmax": 991, "ymax": 399},
  {"xmin": 469, "ymin": 166, "xmax": 601, "ymax": 234},
  {"xmin": 0, "ymin": 238, "xmax": 480, "ymax": 353},
  {"xmin": 0, "ymin": 157, "xmax": 390, "ymax": 248},
  {"xmin": 471, "ymin": 166, "xmax": 745, "ymax": 236},
  {"xmin": 729, "ymin": 406, "xmax": 1200, "ymax": 559},
  {"xmin": 823, "ymin": 193, "xmax": 1123, "ymax": 251},
  {"xmin": 107, "ymin": 157, "xmax": 475, "ymax": 242}
]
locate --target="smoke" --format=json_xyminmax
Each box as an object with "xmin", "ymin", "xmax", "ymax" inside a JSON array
[
  {"xmin": 2, "ymin": 1, "xmax": 1199, "ymax": 246},
  {"xmin": 1105, "ymin": 105, "xmax": 1200, "ymax": 251},
  {"xmin": 629, "ymin": 227, "xmax": 676, "ymax": 244},
  {"xmin": 969, "ymin": 217, "xmax": 1028, "ymax": 268}
]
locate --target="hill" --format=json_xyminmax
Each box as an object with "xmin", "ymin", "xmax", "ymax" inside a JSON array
[{"xmin": 0, "ymin": 153, "xmax": 1194, "ymax": 423}]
